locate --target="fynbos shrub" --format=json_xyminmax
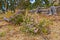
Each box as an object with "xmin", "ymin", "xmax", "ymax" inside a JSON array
[
  {"xmin": 20, "ymin": 14, "xmax": 52, "ymax": 35},
  {"xmin": 9, "ymin": 13, "xmax": 52, "ymax": 35},
  {"xmin": 9, "ymin": 14, "xmax": 24, "ymax": 25}
]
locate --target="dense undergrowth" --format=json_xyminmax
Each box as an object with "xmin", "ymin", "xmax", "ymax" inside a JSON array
[{"xmin": 5, "ymin": 12, "xmax": 53, "ymax": 35}]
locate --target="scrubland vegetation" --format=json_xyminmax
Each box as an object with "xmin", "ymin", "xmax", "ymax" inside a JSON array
[
  {"xmin": 0, "ymin": 0, "xmax": 60, "ymax": 40},
  {"xmin": 0, "ymin": 11, "xmax": 54, "ymax": 40}
]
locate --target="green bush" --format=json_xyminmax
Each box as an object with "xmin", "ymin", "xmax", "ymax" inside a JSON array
[
  {"xmin": 9, "ymin": 13, "xmax": 52, "ymax": 35},
  {"xmin": 0, "ymin": 32, "xmax": 6, "ymax": 37},
  {"xmin": 20, "ymin": 14, "xmax": 52, "ymax": 35},
  {"xmin": 38, "ymin": 19, "xmax": 51, "ymax": 35},
  {"xmin": 10, "ymin": 14, "xmax": 24, "ymax": 25}
]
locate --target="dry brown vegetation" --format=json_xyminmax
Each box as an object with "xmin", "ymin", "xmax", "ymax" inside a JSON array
[{"xmin": 0, "ymin": 12, "xmax": 60, "ymax": 40}]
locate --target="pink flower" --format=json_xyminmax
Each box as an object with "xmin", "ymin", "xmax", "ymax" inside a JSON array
[{"xmin": 34, "ymin": 29, "xmax": 38, "ymax": 33}]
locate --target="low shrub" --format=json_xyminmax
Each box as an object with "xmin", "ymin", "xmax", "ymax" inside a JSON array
[
  {"xmin": 9, "ymin": 13, "xmax": 52, "ymax": 35},
  {"xmin": 20, "ymin": 14, "xmax": 52, "ymax": 35},
  {"xmin": 9, "ymin": 14, "xmax": 24, "ymax": 25},
  {"xmin": 0, "ymin": 31, "xmax": 6, "ymax": 37}
]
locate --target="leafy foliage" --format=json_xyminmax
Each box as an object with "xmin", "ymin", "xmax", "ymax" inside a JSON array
[
  {"xmin": 9, "ymin": 14, "xmax": 24, "ymax": 25},
  {"xmin": 0, "ymin": 0, "xmax": 54, "ymax": 10}
]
